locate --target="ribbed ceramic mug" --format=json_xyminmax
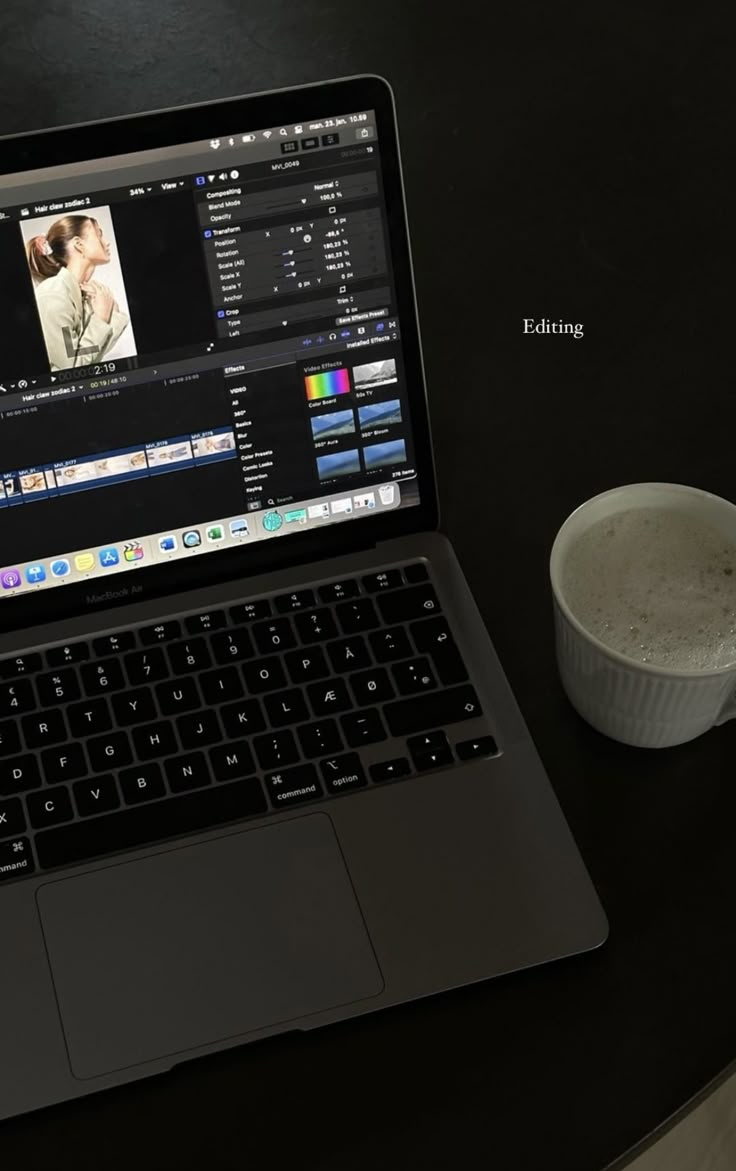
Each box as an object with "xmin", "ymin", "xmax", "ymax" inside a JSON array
[{"xmin": 550, "ymin": 483, "xmax": 736, "ymax": 748}]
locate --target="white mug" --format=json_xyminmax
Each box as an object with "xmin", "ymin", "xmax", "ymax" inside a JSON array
[{"xmin": 550, "ymin": 483, "xmax": 736, "ymax": 748}]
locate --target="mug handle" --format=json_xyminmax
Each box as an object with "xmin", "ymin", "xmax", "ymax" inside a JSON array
[{"xmin": 714, "ymin": 688, "xmax": 736, "ymax": 726}]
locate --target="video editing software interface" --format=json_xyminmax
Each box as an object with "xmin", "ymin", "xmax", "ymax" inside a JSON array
[{"xmin": 0, "ymin": 107, "xmax": 420, "ymax": 601}]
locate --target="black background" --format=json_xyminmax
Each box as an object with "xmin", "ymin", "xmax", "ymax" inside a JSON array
[
  {"xmin": 113, "ymin": 193, "xmax": 212, "ymax": 355},
  {"xmin": 2, "ymin": 3, "xmax": 736, "ymax": 1170},
  {"xmin": 0, "ymin": 221, "xmax": 48, "ymax": 373}
]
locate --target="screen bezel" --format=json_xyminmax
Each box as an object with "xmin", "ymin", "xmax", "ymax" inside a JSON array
[{"xmin": 0, "ymin": 75, "xmax": 438, "ymax": 632}]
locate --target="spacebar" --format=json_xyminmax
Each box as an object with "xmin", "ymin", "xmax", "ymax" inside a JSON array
[{"xmin": 34, "ymin": 779, "xmax": 268, "ymax": 870}]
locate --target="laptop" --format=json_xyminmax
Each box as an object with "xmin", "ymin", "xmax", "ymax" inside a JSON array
[{"xmin": 0, "ymin": 75, "xmax": 607, "ymax": 1120}]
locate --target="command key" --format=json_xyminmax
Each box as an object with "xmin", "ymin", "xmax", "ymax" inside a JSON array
[{"xmin": 0, "ymin": 837, "xmax": 35, "ymax": 882}]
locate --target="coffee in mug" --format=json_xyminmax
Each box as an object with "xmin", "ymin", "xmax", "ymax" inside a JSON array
[
  {"xmin": 561, "ymin": 507, "xmax": 736, "ymax": 671},
  {"xmin": 550, "ymin": 484, "xmax": 736, "ymax": 747}
]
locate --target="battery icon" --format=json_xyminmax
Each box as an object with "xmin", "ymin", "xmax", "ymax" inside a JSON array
[{"xmin": 242, "ymin": 134, "xmax": 256, "ymax": 143}]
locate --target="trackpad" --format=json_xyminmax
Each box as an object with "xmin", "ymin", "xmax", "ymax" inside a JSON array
[{"xmin": 36, "ymin": 813, "xmax": 383, "ymax": 1079}]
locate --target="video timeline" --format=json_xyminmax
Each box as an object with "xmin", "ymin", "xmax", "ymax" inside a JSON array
[{"xmin": 1, "ymin": 427, "xmax": 236, "ymax": 506}]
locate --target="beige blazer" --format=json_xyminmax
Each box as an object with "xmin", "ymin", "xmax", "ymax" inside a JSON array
[{"xmin": 35, "ymin": 266, "xmax": 129, "ymax": 371}]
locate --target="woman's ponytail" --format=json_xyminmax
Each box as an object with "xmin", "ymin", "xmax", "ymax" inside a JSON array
[
  {"xmin": 27, "ymin": 235, "xmax": 62, "ymax": 281},
  {"xmin": 25, "ymin": 215, "xmax": 94, "ymax": 283}
]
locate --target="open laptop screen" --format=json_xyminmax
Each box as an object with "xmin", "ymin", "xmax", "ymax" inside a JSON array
[{"xmin": 0, "ymin": 86, "xmax": 427, "ymax": 620}]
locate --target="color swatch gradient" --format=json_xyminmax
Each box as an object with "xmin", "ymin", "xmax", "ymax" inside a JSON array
[{"xmin": 305, "ymin": 368, "xmax": 351, "ymax": 401}]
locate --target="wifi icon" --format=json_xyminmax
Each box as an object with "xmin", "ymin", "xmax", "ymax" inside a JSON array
[
  {"xmin": 262, "ymin": 130, "xmax": 273, "ymax": 139},
  {"xmin": 208, "ymin": 174, "xmax": 215, "ymax": 182}
]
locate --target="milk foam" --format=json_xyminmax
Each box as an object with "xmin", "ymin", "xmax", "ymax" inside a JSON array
[{"xmin": 561, "ymin": 507, "xmax": 736, "ymax": 670}]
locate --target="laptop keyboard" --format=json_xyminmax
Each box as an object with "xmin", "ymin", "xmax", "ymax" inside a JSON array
[{"xmin": 0, "ymin": 562, "xmax": 498, "ymax": 885}]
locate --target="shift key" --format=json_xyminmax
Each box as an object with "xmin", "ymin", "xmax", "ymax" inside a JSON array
[{"xmin": 384, "ymin": 685, "xmax": 483, "ymax": 736}]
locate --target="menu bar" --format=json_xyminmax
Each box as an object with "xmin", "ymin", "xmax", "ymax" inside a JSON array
[{"xmin": 0, "ymin": 111, "xmax": 377, "ymax": 208}]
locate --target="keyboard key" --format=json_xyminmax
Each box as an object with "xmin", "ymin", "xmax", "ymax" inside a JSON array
[
  {"xmin": 242, "ymin": 657, "xmax": 287, "ymax": 694},
  {"xmin": 407, "ymin": 731, "xmax": 449, "ymax": 754},
  {"xmin": 209, "ymin": 740, "xmax": 256, "ymax": 782},
  {"xmin": 41, "ymin": 744, "xmax": 88, "ymax": 784},
  {"xmin": 0, "ymin": 797, "xmax": 26, "ymax": 837},
  {"xmin": 156, "ymin": 677, "xmax": 201, "ymax": 715},
  {"xmin": 264, "ymin": 689, "xmax": 310, "ymax": 727},
  {"xmin": 221, "ymin": 698, "xmax": 266, "ymax": 738},
  {"xmin": 318, "ymin": 579, "xmax": 359, "ymax": 603},
  {"xmin": 176, "ymin": 710, "xmax": 222, "ymax": 749},
  {"xmin": 294, "ymin": 609, "xmax": 338, "ymax": 643},
  {"xmin": 35, "ymin": 779, "xmax": 267, "ymax": 869},
  {"xmin": 140, "ymin": 621, "xmax": 181, "ymax": 645},
  {"xmin": 0, "ymin": 755, "xmax": 41, "ymax": 795},
  {"xmin": 73, "ymin": 775, "xmax": 121, "ymax": 817},
  {"xmin": 0, "ymin": 653, "xmax": 42, "ymax": 679},
  {"xmin": 87, "ymin": 731, "xmax": 132, "ymax": 772},
  {"xmin": 403, "ymin": 562, "xmax": 429, "ymax": 583},
  {"xmin": 253, "ymin": 730, "xmax": 300, "ymax": 771},
  {"xmin": 362, "ymin": 569, "xmax": 404, "ymax": 592},
  {"xmin": 274, "ymin": 589, "xmax": 315, "ymax": 613},
  {"xmin": 409, "ymin": 616, "xmax": 455, "ymax": 653},
  {"xmin": 297, "ymin": 719, "xmax": 343, "ymax": 759},
  {"xmin": 0, "ymin": 679, "xmax": 35, "ymax": 716},
  {"xmin": 47, "ymin": 641, "xmax": 90, "ymax": 667},
  {"xmin": 80, "ymin": 658, "xmax": 126, "ymax": 696},
  {"xmin": 67, "ymin": 698, "xmax": 112, "ymax": 737},
  {"xmin": 341, "ymin": 709, "xmax": 387, "ymax": 748},
  {"xmin": 132, "ymin": 721, "xmax": 178, "ymax": 761},
  {"xmin": 384, "ymin": 686, "xmax": 483, "ymax": 736},
  {"xmin": 413, "ymin": 746, "xmax": 454, "ymax": 772},
  {"xmin": 92, "ymin": 631, "xmax": 136, "ymax": 656},
  {"xmin": 168, "ymin": 638, "xmax": 212, "ymax": 674},
  {"xmin": 0, "ymin": 719, "xmax": 21, "ymax": 757},
  {"xmin": 369, "ymin": 626, "xmax": 413, "ymax": 663},
  {"xmin": 165, "ymin": 752, "xmax": 212, "ymax": 793},
  {"xmin": 349, "ymin": 667, "xmax": 395, "ymax": 705},
  {"xmin": 184, "ymin": 610, "xmax": 226, "ymax": 634},
  {"xmin": 36, "ymin": 668, "xmax": 81, "ymax": 706},
  {"xmin": 456, "ymin": 735, "xmax": 498, "ymax": 760},
  {"xmin": 125, "ymin": 647, "xmax": 168, "ymax": 685},
  {"xmin": 319, "ymin": 753, "xmax": 367, "ymax": 795},
  {"xmin": 111, "ymin": 688, "xmax": 157, "ymax": 726},
  {"xmin": 0, "ymin": 838, "xmax": 35, "ymax": 881},
  {"xmin": 370, "ymin": 758, "xmax": 411, "ymax": 783},
  {"xmin": 252, "ymin": 618, "xmax": 297, "ymax": 654},
  {"xmin": 211, "ymin": 628, "xmax": 253, "ymax": 664},
  {"xmin": 265, "ymin": 763, "xmax": 322, "ymax": 808},
  {"xmin": 27, "ymin": 786, "xmax": 74, "ymax": 829},
  {"xmin": 392, "ymin": 657, "xmax": 438, "ymax": 696},
  {"xmin": 22, "ymin": 709, "xmax": 67, "ymax": 749},
  {"xmin": 326, "ymin": 636, "xmax": 372, "ymax": 673},
  {"xmin": 200, "ymin": 666, "xmax": 244, "ymax": 705},
  {"xmin": 307, "ymin": 678, "xmax": 352, "ymax": 716},
  {"xmin": 410, "ymin": 617, "xmax": 468, "ymax": 685},
  {"xmin": 335, "ymin": 598, "xmax": 380, "ymax": 634},
  {"xmin": 230, "ymin": 599, "xmax": 272, "ymax": 622},
  {"xmin": 285, "ymin": 647, "xmax": 330, "ymax": 684},
  {"xmin": 377, "ymin": 585, "xmax": 441, "ymax": 624},
  {"xmin": 119, "ymin": 764, "xmax": 166, "ymax": 805}
]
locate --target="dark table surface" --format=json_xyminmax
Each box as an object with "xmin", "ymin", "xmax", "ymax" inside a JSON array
[{"xmin": 2, "ymin": 2, "xmax": 735, "ymax": 1168}]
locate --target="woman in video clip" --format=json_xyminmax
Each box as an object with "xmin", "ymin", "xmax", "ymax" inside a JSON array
[{"xmin": 26, "ymin": 215, "xmax": 129, "ymax": 371}]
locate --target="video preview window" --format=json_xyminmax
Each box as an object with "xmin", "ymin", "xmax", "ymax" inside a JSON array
[{"xmin": 20, "ymin": 206, "xmax": 138, "ymax": 372}]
